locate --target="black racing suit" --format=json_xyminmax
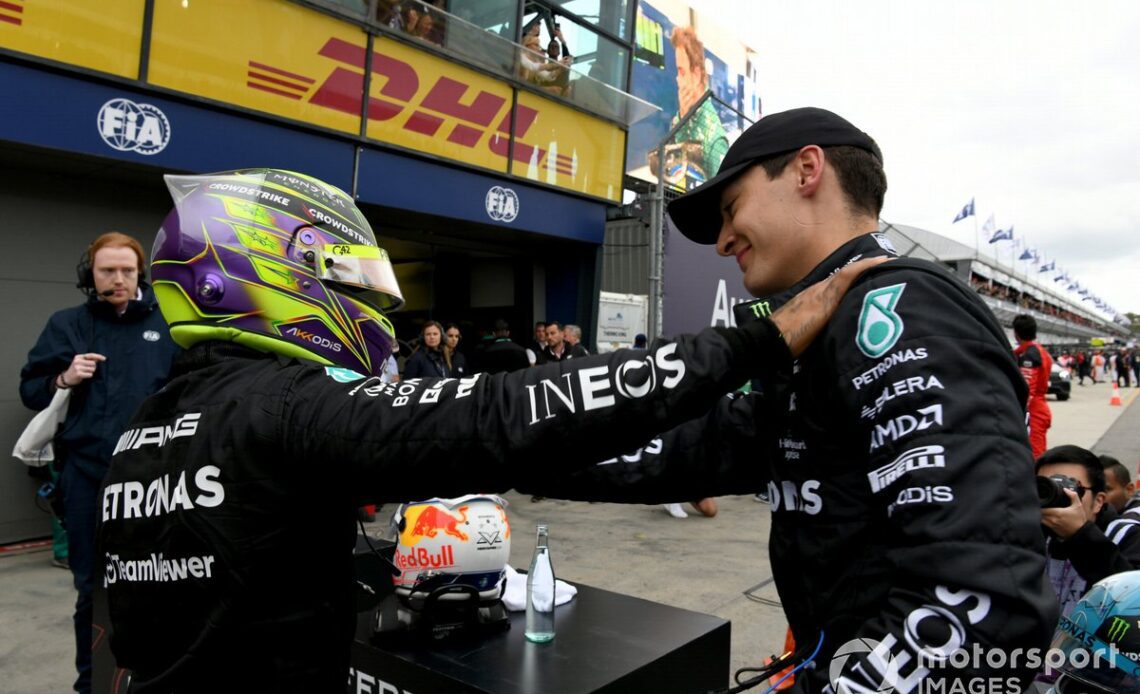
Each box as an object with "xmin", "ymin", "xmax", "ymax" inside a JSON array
[
  {"xmin": 97, "ymin": 319, "xmax": 788, "ymax": 692},
  {"xmin": 527, "ymin": 234, "xmax": 1058, "ymax": 693}
]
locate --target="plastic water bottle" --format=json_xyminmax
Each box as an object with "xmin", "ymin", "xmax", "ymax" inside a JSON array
[{"xmin": 525, "ymin": 524, "xmax": 556, "ymax": 642}]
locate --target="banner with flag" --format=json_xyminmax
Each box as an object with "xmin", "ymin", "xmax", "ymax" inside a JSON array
[
  {"xmin": 1039, "ymin": 260, "xmax": 1055, "ymax": 273},
  {"xmin": 1019, "ymin": 247, "xmax": 1035, "ymax": 261},
  {"xmin": 952, "ymin": 198, "xmax": 975, "ymax": 223},
  {"xmin": 988, "ymin": 225, "xmax": 1013, "ymax": 244}
]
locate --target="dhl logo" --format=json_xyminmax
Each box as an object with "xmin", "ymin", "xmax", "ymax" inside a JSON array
[
  {"xmin": 0, "ymin": 0, "xmax": 25, "ymax": 26},
  {"xmin": 250, "ymin": 38, "xmax": 576, "ymax": 178}
]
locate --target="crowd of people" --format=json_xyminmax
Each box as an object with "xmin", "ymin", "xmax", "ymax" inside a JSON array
[
  {"xmin": 1053, "ymin": 346, "xmax": 1140, "ymax": 387},
  {"xmin": 377, "ymin": 0, "xmax": 448, "ymax": 47},
  {"xmin": 387, "ymin": 317, "xmax": 596, "ymax": 382},
  {"xmin": 970, "ymin": 273, "xmax": 1100, "ymax": 330}
]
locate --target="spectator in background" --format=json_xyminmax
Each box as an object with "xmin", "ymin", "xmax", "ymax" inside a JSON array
[
  {"xmin": 375, "ymin": 0, "xmax": 401, "ymax": 25},
  {"xmin": 411, "ymin": 7, "xmax": 443, "ymax": 46},
  {"xmin": 1076, "ymin": 350, "xmax": 1090, "ymax": 385},
  {"xmin": 539, "ymin": 320, "xmax": 587, "ymax": 363},
  {"xmin": 1102, "ymin": 454, "xmax": 1138, "ymax": 514},
  {"xmin": 19, "ymin": 232, "xmax": 180, "ymax": 694},
  {"xmin": 1013, "ymin": 314, "xmax": 1053, "ymax": 459},
  {"xmin": 403, "ymin": 320, "xmax": 451, "ymax": 378},
  {"xmin": 563, "ymin": 323, "xmax": 588, "ymax": 355},
  {"xmin": 526, "ymin": 320, "xmax": 547, "ymax": 366},
  {"xmin": 443, "ymin": 322, "xmax": 468, "ymax": 377},
  {"xmin": 1133, "ymin": 350, "xmax": 1140, "ymax": 389},
  {"xmin": 380, "ymin": 342, "xmax": 400, "ymax": 384},
  {"xmin": 633, "ymin": 333, "xmax": 648, "ymax": 349},
  {"xmin": 1117, "ymin": 348, "xmax": 1132, "ymax": 388},
  {"xmin": 475, "ymin": 319, "xmax": 530, "ymax": 374},
  {"xmin": 518, "ymin": 34, "xmax": 566, "ymax": 91},
  {"xmin": 1038, "ymin": 445, "xmax": 1140, "ymax": 617}
]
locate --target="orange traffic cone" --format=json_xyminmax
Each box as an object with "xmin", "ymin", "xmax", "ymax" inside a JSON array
[{"xmin": 1111, "ymin": 383, "xmax": 1123, "ymax": 406}]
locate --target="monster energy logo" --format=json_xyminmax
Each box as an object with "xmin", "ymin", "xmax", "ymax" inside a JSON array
[
  {"xmin": 856, "ymin": 283, "xmax": 907, "ymax": 358},
  {"xmin": 1108, "ymin": 616, "xmax": 1131, "ymax": 642},
  {"xmin": 748, "ymin": 301, "xmax": 772, "ymax": 318}
]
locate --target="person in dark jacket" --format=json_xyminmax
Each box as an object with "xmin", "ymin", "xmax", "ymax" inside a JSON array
[
  {"xmin": 96, "ymin": 169, "xmax": 878, "ymax": 692},
  {"xmin": 401, "ymin": 320, "xmax": 450, "ymax": 378},
  {"xmin": 19, "ymin": 231, "xmax": 179, "ymax": 694},
  {"xmin": 528, "ymin": 108, "xmax": 1058, "ymax": 693},
  {"xmin": 474, "ymin": 319, "xmax": 531, "ymax": 374},
  {"xmin": 538, "ymin": 320, "xmax": 588, "ymax": 362},
  {"xmin": 1038, "ymin": 446, "xmax": 1140, "ymax": 617}
]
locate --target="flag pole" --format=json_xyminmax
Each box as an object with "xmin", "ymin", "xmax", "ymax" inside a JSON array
[{"xmin": 973, "ymin": 212, "xmax": 979, "ymax": 257}]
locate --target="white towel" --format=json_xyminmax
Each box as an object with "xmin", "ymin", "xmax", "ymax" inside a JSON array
[{"xmin": 501, "ymin": 564, "xmax": 578, "ymax": 612}]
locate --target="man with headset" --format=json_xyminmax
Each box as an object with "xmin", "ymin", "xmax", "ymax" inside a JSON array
[{"xmin": 19, "ymin": 231, "xmax": 179, "ymax": 694}]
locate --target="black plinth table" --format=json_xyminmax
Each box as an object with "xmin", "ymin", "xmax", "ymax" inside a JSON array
[{"xmin": 349, "ymin": 582, "xmax": 731, "ymax": 693}]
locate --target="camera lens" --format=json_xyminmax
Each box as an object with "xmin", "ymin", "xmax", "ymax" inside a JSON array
[{"xmin": 1037, "ymin": 476, "xmax": 1072, "ymax": 509}]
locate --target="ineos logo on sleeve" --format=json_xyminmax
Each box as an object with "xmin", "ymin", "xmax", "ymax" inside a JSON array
[{"xmin": 97, "ymin": 98, "xmax": 171, "ymax": 155}]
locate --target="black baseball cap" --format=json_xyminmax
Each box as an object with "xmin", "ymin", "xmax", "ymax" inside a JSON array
[{"xmin": 667, "ymin": 107, "xmax": 883, "ymax": 244}]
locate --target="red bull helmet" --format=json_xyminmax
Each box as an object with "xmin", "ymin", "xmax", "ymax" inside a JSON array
[
  {"xmin": 390, "ymin": 495, "xmax": 511, "ymax": 604},
  {"xmin": 151, "ymin": 169, "xmax": 403, "ymax": 376}
]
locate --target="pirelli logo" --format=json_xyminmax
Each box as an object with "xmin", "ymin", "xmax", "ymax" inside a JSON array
[{"xmin": 867, "ymin": 445, "xmax": 946, "ymax": 493}]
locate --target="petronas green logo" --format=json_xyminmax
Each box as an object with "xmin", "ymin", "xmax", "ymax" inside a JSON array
[{"xmin": 856, "ymin": 284, "xmax": 906, "ymax": 358}]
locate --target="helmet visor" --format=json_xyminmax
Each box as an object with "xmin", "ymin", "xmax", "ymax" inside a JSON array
[
  {"xmin": 1050, "ymin": 627, "xmax": 1140, "ymax": 693},
  {"xmin": 317, "ymin": 244, "xmax": 404, "ymax": 311}
]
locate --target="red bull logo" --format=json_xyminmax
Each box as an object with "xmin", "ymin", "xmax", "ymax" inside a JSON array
[
  {"xmin": 394, "ymin": 545, "xmax": 456, "ymax": 572},
  {"xmin": 399, "ymin": 504, "xmax": 469, "ymax": 547}
]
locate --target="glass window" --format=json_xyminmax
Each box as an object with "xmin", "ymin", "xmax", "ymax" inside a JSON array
[
  {"xmin": 447, "ymin": 0, "xmax": 517, "ymax": 38},
  {"xmin": 313, "ymin": 0, "xmax": 371, "ymax": 17},
  {"xmin": 544, "ymin": 0, "xmax": 631, "ymax": 41},
  {"xmin": 521, "ymin": 9, "xmax": 627, "ymax": 91}
]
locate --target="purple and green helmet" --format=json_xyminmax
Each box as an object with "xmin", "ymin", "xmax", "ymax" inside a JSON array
[{"xmin": 152, "ymin": 169, "xmax": 404, "ymax": 376}]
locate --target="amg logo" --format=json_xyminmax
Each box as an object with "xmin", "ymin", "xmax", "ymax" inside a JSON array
[
  {"xmin": 113, "ymin": 413, "xmax": 201, "ymax": 454},
  {"xmin": 868, "ymin": 445, "xmax": 946, "ymax": 493}
]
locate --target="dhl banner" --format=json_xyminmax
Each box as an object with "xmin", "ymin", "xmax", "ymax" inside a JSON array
[
  {"xmin": 1, "ymin": 0, "xmax": 625, "ymax": 203},
  {"xmin": 365, "ymin": 37, "xmax": 512, "ymax": 174},
  {"xmin": 514, "ymin": 92, "xmax": 624, "ymax": 202},
  {"xmin": 0, "ymin": 0, "xmax": 145, "ymax": 78},
  {"xmin": 148, "ymin": 0, "xmax": 365, "ymax": 135}
]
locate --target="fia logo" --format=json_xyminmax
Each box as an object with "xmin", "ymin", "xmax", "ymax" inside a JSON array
[
  {"xmin": 97, "ymin": 98, "xmax": 171, "ymax": 155},
  {"xmin": 485, "ymin": 186, "xmax": 519, "ymax": 223}
]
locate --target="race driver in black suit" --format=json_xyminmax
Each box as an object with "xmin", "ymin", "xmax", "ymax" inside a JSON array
[{"xmin": 525, "ymin": 108, "xmax": 1058, "ymax": 693}]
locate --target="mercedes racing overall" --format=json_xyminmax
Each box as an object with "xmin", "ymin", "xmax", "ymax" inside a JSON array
[
  {"xmin": 97, "ymin": 320, "xmax": 788, "ymax": 692},
  {"xmin": 533, "ymin": 234, "xmax": 1058, "ymax": 693}
]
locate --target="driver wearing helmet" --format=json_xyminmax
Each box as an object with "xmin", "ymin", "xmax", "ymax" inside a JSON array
[
  {"xmin": 1047, "ymin": 570, "xmax": 1140, "ymax": 693},
  {"xmin": 97, "ymin": 169, "xmax": 881, "ymax": 692}
]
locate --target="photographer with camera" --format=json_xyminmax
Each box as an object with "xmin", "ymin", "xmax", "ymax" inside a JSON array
[{"xmin": 1037, "ymin": 445, "xmax": 1140, "ymax": 617}]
